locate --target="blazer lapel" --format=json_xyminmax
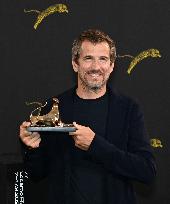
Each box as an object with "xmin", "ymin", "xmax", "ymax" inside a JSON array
[
  {"xmin": 105, "ymin": 88, "xmax": 128, "ymax": 148},
  {"xmin": 57, "ymin": 88, "xmax": 76, "ymax": 203},
  {"xmin": 58, "ymin": 87, "xmax": 75, "ymax": 124}
]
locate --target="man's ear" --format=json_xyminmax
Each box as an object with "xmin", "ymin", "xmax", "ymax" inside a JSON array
[
  {"xmin": 72, "ymin": 60, "xmax": 78, "ymax": 72},
  {"xmin": 110, "ymin": 62, "xmax": 115, "ymax": 74}
]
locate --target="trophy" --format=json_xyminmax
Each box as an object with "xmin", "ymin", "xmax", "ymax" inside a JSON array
[{"xmin": 27, "ymin": 98, "xmax": 76, "ymax": 132}]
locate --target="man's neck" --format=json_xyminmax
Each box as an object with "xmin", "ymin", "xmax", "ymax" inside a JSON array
[{"xmin": 76, "ymin": 85, "xmax": 106, "ymax": 99}]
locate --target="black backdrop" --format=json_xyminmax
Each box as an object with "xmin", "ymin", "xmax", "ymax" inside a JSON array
[{"xmin": 0, "ymin": 0, "xmax": 170, "ymax": 203}]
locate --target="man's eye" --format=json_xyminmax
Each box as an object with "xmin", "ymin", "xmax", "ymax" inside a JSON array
[
  {"xmin": 84, "ymin": 57, "xmax": 92, "ymax": 60},
  {"xmin": 100, "ymin": 58, "xmax": 108, "ymax": 62}
]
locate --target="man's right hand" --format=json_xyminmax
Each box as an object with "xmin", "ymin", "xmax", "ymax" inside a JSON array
[{"xmin": 19, "ymin": 121, "xmax": 41, "ymax": 148}]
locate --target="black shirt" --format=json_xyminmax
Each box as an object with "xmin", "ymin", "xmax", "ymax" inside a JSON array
[{"xmin": 70, "ymin": 92, "xmax": 109, "ymax": 204}]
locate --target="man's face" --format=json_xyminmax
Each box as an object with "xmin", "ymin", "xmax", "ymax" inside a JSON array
[{"xmin": 72, "ymin": 40, "xmax": 114, "ymax": 91}]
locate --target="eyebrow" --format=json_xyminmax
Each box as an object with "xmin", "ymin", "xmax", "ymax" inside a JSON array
[{"xmin": 83, "ymin": 55, "xmax": 109, "ymax": 59}]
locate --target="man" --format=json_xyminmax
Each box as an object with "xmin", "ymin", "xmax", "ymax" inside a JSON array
[{"xmin": 20, "ymin": 29, "xmax": 156, "ymax": 204}]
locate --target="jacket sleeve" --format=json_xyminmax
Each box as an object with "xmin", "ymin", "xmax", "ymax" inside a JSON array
[
  {"xmin": 88, "ymin": 102, "xmax": 157, "ymax": 184},
  {"xmin": 20, "ymin": 134, "xmax": 49, "ymax": 181}
]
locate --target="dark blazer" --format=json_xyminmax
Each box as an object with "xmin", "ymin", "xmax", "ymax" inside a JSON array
[{"xmin": 23, "ymin": 87, "xmax": 156, "ymax": 204}]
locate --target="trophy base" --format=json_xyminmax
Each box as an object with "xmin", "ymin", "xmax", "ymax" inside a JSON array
[{"xmin": 27, "ymin": 125, "xmax": 76, "ymax": 132}]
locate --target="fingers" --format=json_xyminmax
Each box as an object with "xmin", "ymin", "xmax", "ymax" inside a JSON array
[
  {"xmin": 22, "ymin": 132, "xmax": 41, "ymax": 148},
  {"xmin": 26, "ymin": 133, "xmax": 41, "ymax": 148},
  {"xmin": 69, "ymin": 122, "xmax": 78, "ymax": 136},
  {"xmin": 20, "ymin": 121, "xmax": 31, "ymax": 137},
  {"xmin": 19, "ymin": 121, "xmax": 41, "ymax": 148},
  {"xmin": 20, "ymin": 121, "xmax": 31, "ymax": 129},
  {"xmin": 69, "ymin": 122, "xmax": 95, "ymax": 151},
  {"xmin": 73, "ymin": 121, "xmax": 84, "ymax": 129},
  {"xmin": 69, "ymin": 131, "xmax": 78, "ymax": 136},
  {"xmin": 69, "ymin": 121, "xmax": 84, "ymax": 136}
]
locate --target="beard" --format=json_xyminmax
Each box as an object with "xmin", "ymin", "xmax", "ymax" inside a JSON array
[{"xmin": 78, "ymin": 69, "xmax": 110, "ymax": 92}]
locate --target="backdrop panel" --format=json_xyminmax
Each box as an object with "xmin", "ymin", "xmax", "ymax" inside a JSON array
[{"xmin": 0, "ymin": 0, "xmax": 169, "ymax": 203}]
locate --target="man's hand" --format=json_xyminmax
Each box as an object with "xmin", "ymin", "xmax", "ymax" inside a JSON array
[
  {"xmin": 69, "ymin": 122, "xmax": 95, "ymax": 151},
  {"xmin": 19, "ymin": 121, "xmax": 41, "ymax": 148}
]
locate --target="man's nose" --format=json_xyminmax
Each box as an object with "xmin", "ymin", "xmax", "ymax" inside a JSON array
[{"xmin": 92, "ymin": 59, "xmax": 100, "ymax": 69}]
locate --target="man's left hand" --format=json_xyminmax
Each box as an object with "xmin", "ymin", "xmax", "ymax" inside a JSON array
[{"xmin": 69, "ymin": 122, "xmax": 95, "ymax": 151}]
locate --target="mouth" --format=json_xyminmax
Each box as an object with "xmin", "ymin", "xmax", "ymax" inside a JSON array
[
  {"xmin": 88, "ymin": 73, "xmax": 101, "ymax": 77},
  {"xmin": 86, "ymin": 71, "xmax": 103, "ymax": 78}
]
